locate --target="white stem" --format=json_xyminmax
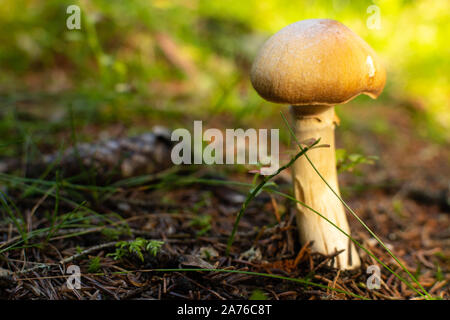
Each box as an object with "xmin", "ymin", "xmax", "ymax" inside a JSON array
[{"xmin": 291, "ymin": 105, "xmax": 360, "ymax": 270}]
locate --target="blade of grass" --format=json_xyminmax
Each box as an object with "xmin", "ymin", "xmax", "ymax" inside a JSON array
[
  {"xmin": 45, "ymin": 171, "xmax": 61, "ymax": 242},
  {"xmin": 20, "ymin": 142, "xmax": 65, "ymax": 199},
  {"xmin": 16, "ymin": 268, "xmax": 368, "ymax": 300},
  {"xmin": 0, "ymin": 175, "xmax": 119, "ymax": 228},
  {"xmin": 175, "ymin": 172, "xmax": 425, "ymax": 297},
  {"xmin": 0, "ymin": 173, "xmax": 118, "ymax": 193},
  {"xmin": 225, "ymin": 138, "xmax": 321, "ymax": 255},
  {"xmin": 110, "ymin": 170, "xmax": 430, "ymax": 297},
  {"xmin": 267, "ymin": 188, "xmax": 424, "ymax": 298},
  {"xmin": 0, "ymin": 191, "xmax": 26, "ymax": 242},
  {"xmin": 0, "ymin": 212, "xmax": 124, "ymax": 254},
  {"xmin": 280, "ymin": 111, "xmax": 431, "ymax": 299}
]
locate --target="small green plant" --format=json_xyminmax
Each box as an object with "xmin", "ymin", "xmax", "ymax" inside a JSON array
[
  {"xmin": 107, "ymin": 238, "xmax": 164, "ymax": 262},
  {"xmin": 435, "ymin": 263, "xmax": 444, "ymax": 282},
  {"xmin": 249, "ymin": 289, "xmax": 267, "ymax": 300},
  {"xmin": 191, "ymin": 192, "xmax": 212, "ymax": 213},
  {"xmin": 189, "ymin": 215, "xmax": 212, "ymax": 236},
  {"xmin": 335, "ymin": 149, "xmax": 378, "ymax": 174},
  {"xmin": 392, "ymin": 198, "xmax": 406, "ymax": 218},
  {"xmin": 147, "ymin": 240, "xmax": 164, "ymax": 257},
  {"xmin": 88, "ymin": 256, "xmax": 101, "ymax": 273},
  {"xmin": 101, "ymin": 226, "xmax": 130, "ymax": 241}
]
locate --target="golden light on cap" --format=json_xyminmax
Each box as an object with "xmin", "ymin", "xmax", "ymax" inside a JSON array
[{"xmin": 251, "ymin": 19, "xmax": 386, "ymax": 106}]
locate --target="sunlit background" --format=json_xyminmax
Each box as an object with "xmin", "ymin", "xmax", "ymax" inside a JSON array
[{"xmin": 0, "ymin": 0, "xmax": 448, "ymax": 156}]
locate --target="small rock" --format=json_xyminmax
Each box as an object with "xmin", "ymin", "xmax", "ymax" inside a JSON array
[
  {"xmin": 181, "ymin": 255, "xmax": 215, "ymax": 269},
  {"xmin": 239, "ymin": 246, "xmax": 262, "ymax": 262},
  {"xmin": 199, "ymin": 246, "xmax": 219, "ymax": 260}
]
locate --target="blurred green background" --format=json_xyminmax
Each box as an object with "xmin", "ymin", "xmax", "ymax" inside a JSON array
[{"xmin": 0, "ymin": 0, "xmax": 448, "ymax": 158}]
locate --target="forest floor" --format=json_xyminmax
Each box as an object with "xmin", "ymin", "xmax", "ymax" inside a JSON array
[{"xmin": 0, "ymin": 102, "xmax": 448, "ymax": 300}]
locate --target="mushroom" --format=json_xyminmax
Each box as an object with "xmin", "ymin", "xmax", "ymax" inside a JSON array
[{"xmin": 250, "ymin": 19, "xmax": 386, "ymax": 270}]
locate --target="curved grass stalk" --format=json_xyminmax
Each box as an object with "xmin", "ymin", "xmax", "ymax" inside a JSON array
[
  {"xmin": 226, "ymin": 138, "xmax": 321, "ymax": 254},
  {"xmin": 16, "ymin": 268, "xmax": 368, "ymax": 300},
  {"xmin": 128, "ymin": 170, "xmax": 428, "ymax": 298},
  {"xmin": 136, "ymin": 268, "xmax": 369, "ymax": 300},
  {"xmin": 280, "ymin": 112, "xmax": 431, "ymax": 299},
  {"xmin": 268, "ymin": 189, "xmax": 425, "ymax": 298},
  {"xmin": 176, "ymin": 176, "xmax": 426, "ymax": 297}
]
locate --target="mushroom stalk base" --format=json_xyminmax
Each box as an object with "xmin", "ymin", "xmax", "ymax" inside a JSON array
[{"xmin": 291, "ymin": 105, "xmax": 360, "ymax": 270}]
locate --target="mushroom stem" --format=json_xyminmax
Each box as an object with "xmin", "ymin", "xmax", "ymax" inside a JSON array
[{"xmin": 290, "ymin": 105, "xmax": 360, "ymax": 270}]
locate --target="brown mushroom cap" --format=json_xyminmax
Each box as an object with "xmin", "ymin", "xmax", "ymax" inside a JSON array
[{"xmin": 250, "ymin": 19, "xmax": 386, "ymax": 106}]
